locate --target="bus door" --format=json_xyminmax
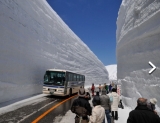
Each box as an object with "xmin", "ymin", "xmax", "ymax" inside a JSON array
[{"xmin": 64, "ymin": 72, "xmax": 68, "ymax": 95}]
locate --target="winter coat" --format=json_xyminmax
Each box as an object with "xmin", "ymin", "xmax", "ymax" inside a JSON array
[
  {"xmin": 100, "ymin": 94, "xmax": 111, "ymax": 110},
  {"xmin": 91, "ymin": 85, "xmax": 95, "ymax": 91},
  {"xmin": 89, "ymin": 105, "xmax": 105, "ymax": 123},
  {"xmin": 109, "ymin": 85, "xmax": 112, "ymax": 91},
  {"xmin": 110, "ymin": 92, "xmax": 119, "ymax": 111},
  {"xmin": 85, "ymin": 92, "xmax": 91, "ymax": 101},
  {"xmin": 92, "ymin": 94, "xmax": 100, "ymax": 107},
  {"xmin": 75, "ymin": 115, "xmax": 89, "ymax": 123},
  {"xmin": 71, "ymin": 97, "xmax": 92, "ymax": 117},
  {"xmin": 127, "ymin": 105, "xmax": 160, "ymax": 123}
]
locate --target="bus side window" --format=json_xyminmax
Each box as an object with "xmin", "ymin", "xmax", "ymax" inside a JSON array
[
  {"xmin": 80, "ymin": 75, "xmax": 82, "ymax": 81},
  {"xmin": 68, "ymin": 73, "xmax": 71, "ymax": 81},
  {"xmin": 69, "ymin": 73, "xmax": 72, "ymax": 81},
  {"xmin": 74, "ymin": 74, "xmax": 76, "ymax": 81},
  {"xmin": 77, "ymin": 75, "xmax": 79, "ymax": 81},
  {"xmin": 82, "ymin": 76, "xmax": 85, "ymax": 81},
  {"xmin": 44, "ymin": 74, "xmax": 48, "ymax": 81},
  {"xmin": 62, "ymin": 73, "xmax": 65, "ymax": 81},
  {"xmin": 71, "ymin": 73, "xmax": 73, "ymax": 81}
]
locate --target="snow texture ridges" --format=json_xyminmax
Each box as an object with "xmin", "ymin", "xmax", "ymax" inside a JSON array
[
  {"xmin": 116, "ymin": 0, "xmax": 160, "ymax": 109},
  {"xmin": 0, "ymin": 0, "xmax": 108, "ymax": 104}
]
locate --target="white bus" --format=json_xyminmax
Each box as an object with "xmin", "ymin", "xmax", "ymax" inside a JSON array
[{"xmin": 43, "ymin": 69, "xmax": 85, "ymax": 96}]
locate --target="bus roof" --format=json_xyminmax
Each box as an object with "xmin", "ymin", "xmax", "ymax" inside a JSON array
[
  {"xmin": 46, "ymin": 69, "xmax": 84, "ymax": 76},
  {"xmin": 46, "ymin": 69, "xmax": 67, "ymax": 72}
]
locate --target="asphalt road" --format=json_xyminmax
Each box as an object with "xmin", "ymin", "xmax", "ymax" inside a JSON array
[{"xmin": 0, "ymin": 94, "xmax": 77, "ymax": 123}]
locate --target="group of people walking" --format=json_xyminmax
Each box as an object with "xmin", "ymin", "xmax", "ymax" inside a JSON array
[
  {"xmin": 71, "ymin": 83, "xmax": 160, "ymax": 123},
  {"xmin": 91, "ymin": 82, "xmax": 116, "ymax": 96},
  {"xmin": 71, "ymin": 83, "xmax": 120, "ymax": 123}
]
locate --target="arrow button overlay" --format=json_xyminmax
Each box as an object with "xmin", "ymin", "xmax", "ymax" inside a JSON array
[{"xmin": 148, "ymin": 61, "xmax": 156, "ymax": 74}]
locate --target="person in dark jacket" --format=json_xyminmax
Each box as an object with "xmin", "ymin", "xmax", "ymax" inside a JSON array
[
  {"xmin": 84, "ymin": 89, "xmax": 91, "ymax": 101},
  {"xmin": 71, "ymin": 88, "xmax": 92, "ymax": 123},
  {"xmin": 109, "ymin": 83, "xmax": 112, "ymax": 92},
  {"xmin": 127, "ymin": 98, "xmax": 160, "ymax": 123},
  {"xmin": 105, "ymin": 84, "xmax": 109, "ymax": 94},
  {"xmin": 92, "ymin": 91, "xmax": 100, "ymax": 106}
]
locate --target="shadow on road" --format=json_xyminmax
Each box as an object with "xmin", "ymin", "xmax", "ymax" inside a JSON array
[{"xmin": 44, "ymin": 93, "xmax": 77, "ymax": 100}]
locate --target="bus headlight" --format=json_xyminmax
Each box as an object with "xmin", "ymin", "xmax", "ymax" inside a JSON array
[{"xmin": 43, "ymin": 87, "xmax": 47, "ymax": 90}]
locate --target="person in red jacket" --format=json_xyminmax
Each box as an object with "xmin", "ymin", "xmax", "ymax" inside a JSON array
[{"xmin": 91, "ymin": 83, "xmax": 95, "ymax": 96}]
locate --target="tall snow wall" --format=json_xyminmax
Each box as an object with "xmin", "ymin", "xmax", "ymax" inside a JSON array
[
  {"xmin": 0, "ymin": 0, "xmax": 108, "ymax": 105},
  {"xmin": 116, "ymin": 0, "xmax": 160, "ymax": 110}
]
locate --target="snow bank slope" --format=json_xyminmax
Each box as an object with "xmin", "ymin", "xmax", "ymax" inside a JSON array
[
  {"xmin": 105, "ymin": 65, "xmax": 117, "ymax": 80},
  {"xmin": 0, "ymin": 0, "xmax": 108, "ymax": 104},
  {"xmin": 116, "ymin": 0, "xmax": 160, "ymax": 109}
]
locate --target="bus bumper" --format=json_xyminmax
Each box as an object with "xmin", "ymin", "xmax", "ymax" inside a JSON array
[{"xmin": 43, "ymin": 90, "xmax": 66, "ymax": 96}]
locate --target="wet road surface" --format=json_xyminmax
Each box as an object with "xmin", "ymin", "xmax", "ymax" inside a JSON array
[{"xmin": 0, "ymin": 94, "xmax": 77, "ymax": 123}]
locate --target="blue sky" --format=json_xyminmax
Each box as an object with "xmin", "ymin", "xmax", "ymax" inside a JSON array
[{"xmin": 46, "ymin": 0, "xmax": 122, "ymax": 66}]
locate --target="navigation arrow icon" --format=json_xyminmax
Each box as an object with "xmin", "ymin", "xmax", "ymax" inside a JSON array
[{"xmin": 149, "ymin": 61, "xmax": 156, "ymax": 74}]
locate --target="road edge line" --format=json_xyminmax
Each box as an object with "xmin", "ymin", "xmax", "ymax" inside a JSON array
[{"xmin": 32, "ymin": 95, "xmax": 77, "ymax": 123}]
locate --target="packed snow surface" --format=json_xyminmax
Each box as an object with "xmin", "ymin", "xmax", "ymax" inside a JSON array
[
  {"xmin": 105, "ymin": 65, "xmax": 117, "ymax": 80},
  {"xmin": 0, "ymin": 0, "xmax": 108, "ymax": 105},
  {"xmin": 116, "ymin": 0, "xmax": 160, "ymax": 111}
]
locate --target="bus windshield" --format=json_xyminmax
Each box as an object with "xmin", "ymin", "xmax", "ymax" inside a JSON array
[{"xmin": 44, "ymin": 71, "xmax": 65, "ymax": 86}]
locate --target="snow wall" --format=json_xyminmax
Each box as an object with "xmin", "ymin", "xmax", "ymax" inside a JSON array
[
  {"xmin": 116, "ymin": 0, "xmax": 160, "ymax": 111},
  {"xmin": 105, "ymin": 65, "xmax": 117, "ymax": 80},
  {"xmin": 0, "ymin": 0, "xmax": 108, "ymax": 105}
]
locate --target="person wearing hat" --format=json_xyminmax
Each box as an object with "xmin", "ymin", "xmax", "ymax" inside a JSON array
[
  {"xmin": 147, "ymin": 98, "xmax": 158, "ymax": 115},
  {"xmin": 89, "ymin": 91, "xmax": 105, "ymax": 123},
  {"xmin": 71, "ymin": 88, "xmax": 92, "ymax": 123}
]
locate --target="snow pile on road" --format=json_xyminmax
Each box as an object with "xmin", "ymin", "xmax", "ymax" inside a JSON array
[
  {"xmin": 0, "ymin": 94, "xmax": 46, "ymax": 114},
  {"xmin": 116, "ymin": 0, "xmax": 160, "ymax": 110}
]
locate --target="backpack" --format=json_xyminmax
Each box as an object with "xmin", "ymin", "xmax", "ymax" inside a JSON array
[
  {"xmin": 71, "ymin": 99, "xmax": 88, "ymax": 117},
  {"xmin": 74, "ymin": 106, "xmax": 88, "ymax": 117},
  {"xmin": 109, "ymin": 94, "xmax": 113, "ymax": 103}
]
